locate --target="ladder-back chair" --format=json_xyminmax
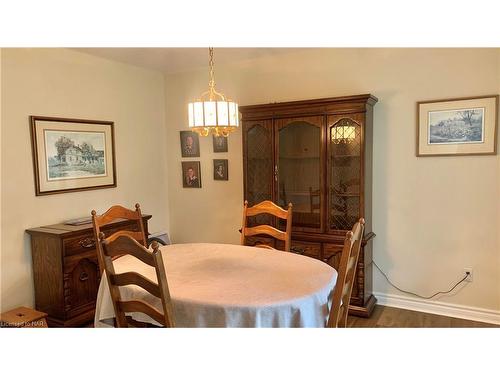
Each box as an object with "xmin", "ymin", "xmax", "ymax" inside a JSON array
[
  {"xmin": 98, "ymin": 232, "xmax": 174, "ymax": 328},
  {"xmin": 326, "ymin": 218, "xmax": 365, "ymax": 328},
  {"xmin": 240, "ymin": 200, "xmax": 293, "ymax": 252},
  {"xmin": 309, "ymin": 187, "xmax": 321, "ymax": 213},
  {"xmin": 91, "ymin": 203, "xmax": 147, "ymax": 275}
]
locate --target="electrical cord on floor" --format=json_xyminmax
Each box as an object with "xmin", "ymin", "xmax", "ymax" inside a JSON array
[{"xmin": 372, "ymin": 260, "xmax": 469, "ymax": 300}]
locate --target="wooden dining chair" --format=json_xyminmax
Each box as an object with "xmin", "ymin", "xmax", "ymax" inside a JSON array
[
  {"xmin": 91, "ymin": 203, "xmax": 147, "ymax": 275},
  {"xmin": 98, "ymin": 232, "xmax": 175, "ymax": 328},
  {"xmin": 326, "ymin": 218, "xmax": 365, "ymax": 328},
  {"xmin": 309, "ymin": 187, "xmax": 320, "ymax": 213},
  {"xmin": 240, "ymin": 200, "xmax": 293, "ymax": 252}
]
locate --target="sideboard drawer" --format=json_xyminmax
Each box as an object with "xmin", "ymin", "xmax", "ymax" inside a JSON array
[{"xmin": 63, "ymin": 234, "xmax": 97, "ymax": 257}]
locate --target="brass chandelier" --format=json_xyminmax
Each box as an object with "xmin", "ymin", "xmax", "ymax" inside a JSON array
[{"xmin": 188, "ymin": 48, "xmax": 239, "ymax": 137}]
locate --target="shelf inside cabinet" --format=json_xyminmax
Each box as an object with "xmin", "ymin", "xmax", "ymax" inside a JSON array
[
  {"xmin": 331, "ymin": 154, "xmax": 360, "ymax": 158},
  {"xmin": 332, "ymin": 193, "xmax": 360, "ymax": 197}
]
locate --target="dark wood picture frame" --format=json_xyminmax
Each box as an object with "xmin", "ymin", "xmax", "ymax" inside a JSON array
[
  {"xmin": 30, "ymin": 116, "xmax": 116, "ymax": 196},
  {"xmin": 180, "ymin": 131, "xmax": 200, "ymax": 157},
  {"xmin": 212, "ymin": 135, "xmax": 228, "ymax": 153},
  {"xmin": 416, "ymin": 95, "xmax": 499, "ymax": 157},
  {"xmin": 182, "ymin": 161, "xmax": 202, "ymax": 188},
  {"xmin": 213, "ymin": 159, "xmax": 228, "ymax": 181}
]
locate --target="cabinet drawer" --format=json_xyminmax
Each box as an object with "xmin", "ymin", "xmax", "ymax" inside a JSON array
[
  {"xmin": 63, "ymin": 234, "xmax": 97, "ymax": 257},
  {"xmin": 323, "ymin": 243, "xmax": 343, "ymax": 269},
  {"xmin": 290, "ymin": 241, "xmax": 320, "ymax": 258}
]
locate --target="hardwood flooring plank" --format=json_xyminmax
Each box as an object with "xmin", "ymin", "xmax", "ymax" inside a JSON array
[{"xmin": 348, "ymin": 305, "xmax": 499, "ymax": 328}]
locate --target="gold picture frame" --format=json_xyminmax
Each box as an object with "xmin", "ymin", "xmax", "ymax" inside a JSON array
[{"xmin": 416, "ymin": 95, "xmax": 498, "ymax": 156}]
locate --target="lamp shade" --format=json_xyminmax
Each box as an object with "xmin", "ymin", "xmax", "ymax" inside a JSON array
[
  {"xmin": 187, "ymin": 48, "xmax": 239, "ymax": 137},
  {"xmin": 188, "ymin": 100, "xmax": 239, "ymax": 136}
]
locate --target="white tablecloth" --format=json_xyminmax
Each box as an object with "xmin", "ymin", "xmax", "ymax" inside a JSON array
[{"xmin": 95, "ymin": 243, "xmax": 337, "ymax": 328}]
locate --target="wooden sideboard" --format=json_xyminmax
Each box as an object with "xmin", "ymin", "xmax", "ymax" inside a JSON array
[{"xmin": 26, "ymin": 214, "xmax": 151, "ymax": 327}]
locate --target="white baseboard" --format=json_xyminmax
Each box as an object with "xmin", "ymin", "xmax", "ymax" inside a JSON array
[{"xmin": 374, "ymin": 292, "xmax": 500, "ymax": 326}]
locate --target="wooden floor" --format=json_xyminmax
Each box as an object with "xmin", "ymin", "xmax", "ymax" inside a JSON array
[
  {"xmin": 88, "ymin": 305, "xmax": 498, "ymax": 328},
  {"xmin": 347, "ymin": 305, "xmax": 498, "ymax": 328}
]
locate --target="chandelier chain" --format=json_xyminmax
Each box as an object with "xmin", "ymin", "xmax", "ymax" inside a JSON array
[
  {"xmin": 187, "ymin": 47, "xmax": 239, "ymax": 137},
  {"xmin": 208, "ymin": 47, "xmax": 215, "ymax": 93}
]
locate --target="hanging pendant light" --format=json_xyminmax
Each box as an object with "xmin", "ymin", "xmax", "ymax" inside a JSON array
[{"xmin": 188, "ymin": 48, "xmax": 239, "ymax": 137}]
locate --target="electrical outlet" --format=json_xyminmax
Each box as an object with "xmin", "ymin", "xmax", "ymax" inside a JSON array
[{"xmin": 464, "ymin": 268, "xmax": 473, "ymax": 282}]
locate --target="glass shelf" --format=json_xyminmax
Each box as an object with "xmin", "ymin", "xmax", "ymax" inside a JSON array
[
  {"xmin": 332, "ymin": 193, "xmax": 360, "ymax": 197},
  {"xmin": 281, "ymin": 156, "xmax": 320, "ymax": 159},
  {"xmin": 331, "ymin": 154, "xmax": 360, "ymax": 158}
]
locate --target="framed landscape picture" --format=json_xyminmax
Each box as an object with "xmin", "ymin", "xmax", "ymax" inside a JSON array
[
  {"xmin": 213, "ymin": 135, "xmax": 228, "ymax": 153},
  {"xmin": 182, "ymin": 161, "xmax": 202, "ymax": 188},
  {"xmin": 417, "ymin": 95, "xmax": 498, "ymax": 156},
  {"xmin": 180, "ymin": 131, "xmax": 200, "ymax": 157},
  {"xmin": 213, "ymin": 159, "xmax": 228, "ymax": 181},
  {"xmin": 30, "ymin": 116, "xmax": 116, "ymax": 196}
]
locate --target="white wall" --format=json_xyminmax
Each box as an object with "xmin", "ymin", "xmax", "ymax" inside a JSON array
[
  {"xmin": 0, "ymin": 48, "xmax": 3, "ymax": 308},
  {"xmin": 0, "ymin": 49, "xmax": 170, "ymax": 311},
  {"xmin": 1, "ymin": 48, "xmax": 498, "ymax": 316},
  {"xmin": 498, "ymin": 50, "xmax": 500, "ymax": 304},
  {"xmin": 165, "ymin": 48, "xmax": 500, "ymax": 312}
]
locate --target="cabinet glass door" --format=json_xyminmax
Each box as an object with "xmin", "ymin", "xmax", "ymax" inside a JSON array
[
  {"xmin": 276, "ymin": 117, "xmax": 323, "ymax": 232},
  {"xmin": 244, "ymin": 120, "xmax": 274, "ymax": 225},
  {"xmin": 328, "ymin": 117, "xmax": 362, "ymax": 231}
]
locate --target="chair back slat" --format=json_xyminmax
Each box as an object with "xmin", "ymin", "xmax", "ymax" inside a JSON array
[
  {"xmin": 105, "ymin": 230, "xmax": 146, "ymax": 244},
  {"xmin": 327, "ymin": 218, "xmax": 365, "ymax": 328},
  {"xmin": 118, "ymin": 300, "xmax": 166, "ymax": 326},
  {"xmin": 245, "ymin": 200, "xmax": 290, "ymax": 219},
  {"xmin": 244, "ymin": 225, "xmax": 287, "ymax": 241},
  {"xmin": 110, "ymin": 272, "xmax": 161, "ymax": 299},
  {"xmin": 255, "ymin": 244, "xmax": 276, "ymax": 251},
  {"xmin": 240, "ymin": 200, "xmax": 293, "ymax": 252},
  {"xmin": 98, "ymin": 233, "xmax": 174, "ymax": 328},
  {"xmin": 93, "ymin": 205, "xmax": 144, "ymax": 227},
  {"xmin": 92, "ymin": 203, "xmax": 147, "ymax": 275},
  {"xmin": 102, "ymin": 234, "xmax": 156, "ymax": 267}
]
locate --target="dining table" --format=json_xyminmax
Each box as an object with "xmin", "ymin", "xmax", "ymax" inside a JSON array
[{"xmin": 94, "ymin": 242, "xmax": 337, "ymax": 328}]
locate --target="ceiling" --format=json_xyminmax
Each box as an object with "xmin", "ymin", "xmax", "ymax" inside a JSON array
[{"xmin": 74, "ymin": 48, "xmax": 304, "ymax": 74}]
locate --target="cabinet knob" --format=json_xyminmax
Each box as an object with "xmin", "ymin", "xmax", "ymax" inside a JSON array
[
  {"xmin": 78, "ymin": 237, "xmax": 96, "ymax": 249},
  {"xmin": 79, "ymin": 272, "xmax": 89, "ymax": 282}
]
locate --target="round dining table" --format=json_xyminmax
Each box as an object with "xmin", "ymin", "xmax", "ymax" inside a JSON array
[{"xmin": 94, "ymin": 243, "xmax": 337, "ymax": 328}]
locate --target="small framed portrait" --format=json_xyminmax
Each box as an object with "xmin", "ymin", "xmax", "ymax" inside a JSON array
[
  {"xmin": 417, "ymin": 95, "xmax": 498, "ymax": 156},
  {"xmin": 212, "ymin": 135, "xmax": 228, "ymax": 153},
  {"xmin": 180, "ymin": 131, "xmax": 200, "ymax": 157},
  {"xmin": 213, "ymin": 159, "xmax": 228, "ymax": 181},
  {"xmin": 30, "ymin": 116, "xmax": 116, "ymax": 196},
  {"xmin": 182, "ymin": 161, "xmax": 202, "ymax": 188}
]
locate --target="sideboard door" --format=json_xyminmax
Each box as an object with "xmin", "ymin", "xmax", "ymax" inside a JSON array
[{"xmin": 64, "ymin": 256, "xmax": 100, "ymax": 318}]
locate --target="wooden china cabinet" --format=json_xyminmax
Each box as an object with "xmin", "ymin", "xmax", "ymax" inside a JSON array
[{"xmin": 240, "ymin": 94, "xmax": 377, "ymax": 317}]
